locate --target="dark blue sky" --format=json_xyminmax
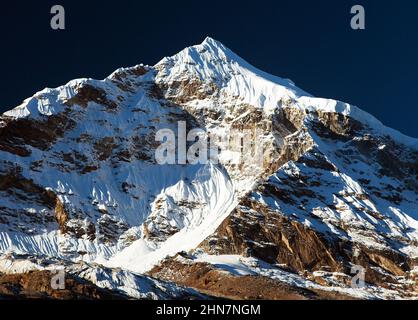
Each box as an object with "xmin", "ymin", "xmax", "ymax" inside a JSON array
[{"xmin": 1, "ymin": 0, "xmax": 417, "ymax": 137}]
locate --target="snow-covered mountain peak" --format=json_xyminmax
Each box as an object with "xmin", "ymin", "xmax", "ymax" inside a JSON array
[
  {"xmin": 163, "ymin": 37, "xmax": 418, "ymax": 149},
  {"xmin": 154, "ymin": 36, "xmax": 309, "ymax": 116},
  {"xmin": 201, "ymin": 36, "xmax": 224, "ymax": 47},
  {"xmin": 156, "ymin": 36, "xmax": 235, "ymax": 70},
  {"xmin": 2, "ymin": 37, "xmax": 417, "ymax": 150},
  {"xmin": 156, "ymin": 37, "xmax": 298, "ymax": 86},
  {"xmin": 0, "ymin": 38, "xmax": 418, "ymax": 299}
]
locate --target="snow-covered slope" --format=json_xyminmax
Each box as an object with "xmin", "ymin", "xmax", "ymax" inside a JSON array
[
  {"xmin": 0, "ymin": 37, "xmax": 417, "ymax": 299},
  {"xmin": 0, "ymin": 61, "xmax": 237, "ymax": 269},
  {"xmin": 0, "ymin": 253, "xmax": 205, "ymax": 299}
]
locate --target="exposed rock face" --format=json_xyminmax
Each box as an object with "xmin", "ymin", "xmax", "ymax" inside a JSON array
[
  {"xmin": 0, "ymin": 109, "xmax": 76, "ymax": 156},
  {"xmin": 0, "ymin": 37, "xmax": 417, "ymax": 299},
  {"xmin": 200, "ymin": 200, "xmax": 343, "ymax": 273},
  {"xmin": 0, "ymin": 253, "xmax": 207, "ymax": 300},
  {"xmin": 199, "ymin": 198, "xmax": 412, "ymax": 288},
  {"xmin": 54, "ymin": 197, "xmax": 68, "ymax": 234},
  {"xmin": 0, "ymin": 270, "xmax": 126, "ymax": 300},
  {"xmin": 65, "ymin": 84, "xmax": 118, "ymax": 110},
  {"xmin": 149, "ymin": 256, "xmax": 356, "ymax": 300},
  {"xmin": 194, "ymin": 101, "xmax": 417, "ymax": 296}
]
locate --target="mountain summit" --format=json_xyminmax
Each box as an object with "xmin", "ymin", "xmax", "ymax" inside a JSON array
[{"xmin": 0, "ymin": 38, "xmax": 417, "ymax": 299}]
